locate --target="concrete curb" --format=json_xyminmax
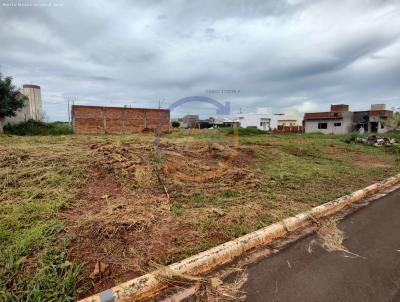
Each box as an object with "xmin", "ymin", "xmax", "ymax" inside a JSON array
[{"xmin": 79, "ymin": 174, "xmax": 400, "ymax": 302}]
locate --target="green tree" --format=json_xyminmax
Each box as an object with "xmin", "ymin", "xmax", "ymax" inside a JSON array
[{"xmin": 0, "ymin": 73, "xmax": 27, "ymax": 132}]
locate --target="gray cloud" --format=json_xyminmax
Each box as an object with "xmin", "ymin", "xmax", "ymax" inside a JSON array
[{"xmin": 1, "ymin": 0, "xmax": 400, "ymax": 121}]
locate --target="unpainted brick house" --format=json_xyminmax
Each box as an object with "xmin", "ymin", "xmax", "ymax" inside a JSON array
[{"xmin": 71, "ymin": 105, "xmax": 170, "ymax": 134}]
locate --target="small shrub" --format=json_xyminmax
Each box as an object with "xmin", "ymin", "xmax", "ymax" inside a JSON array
[
  {"xmin": 342, "ymin": 132, "xmax": 359, "ymax": 144},
  {"xmin": 171, "ymin": 121, "xmax": 180, "ymax": 128}
]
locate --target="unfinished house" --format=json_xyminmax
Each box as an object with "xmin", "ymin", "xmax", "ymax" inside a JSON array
[
  {"xmin": 72, "ymin": 105, "xmax": 170, "ymax": 134},
  {"xmin": 304, "ymin": 104, "xmax": 354, "ymax": 134},
  {"xmin": 353, "ymin": 104, "xmax": 395, "ymax": 133}
]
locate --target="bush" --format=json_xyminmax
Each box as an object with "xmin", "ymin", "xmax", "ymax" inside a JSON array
[
  {"xmin": 3, "ymin": 120, "xmax": 73, "ymax": 136},
  {"xmin": 342, "ymin": 132, "xmax": 360, "ymax": 144},
  {"xmin": 171, "ymin": 121, "xmax": 180, "ymax": 128},
  {"xmin": 223, "ymin": 127, "xmax": 265, "ymax": 136}
]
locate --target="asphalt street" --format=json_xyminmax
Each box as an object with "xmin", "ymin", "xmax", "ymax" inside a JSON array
[{"xmin": 243, "ymin": 188, "xmax": 400, "ymax": 302}]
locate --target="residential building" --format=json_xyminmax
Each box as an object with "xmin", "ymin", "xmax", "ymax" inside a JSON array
[
  {"xmin": 304, "ymin": 104, "xmax": 395, "ymax": 134},
  {"xmin": 304, "ymin": 104, "xmax": 354, "ymax": 134},
  {"xmin": 276, "ymin": 109, "xmax": 303, "ymax": 127},
  {"xmin": 209, "ymin": 117, "xmax": 239, "ymax": 128},
  {"xmin": 353, "ymin": 104, "xmax": 395, "ymax": 133},
  {"xmin": 237, "ymin": 107, "xmax": 278, "ymax": 131}
]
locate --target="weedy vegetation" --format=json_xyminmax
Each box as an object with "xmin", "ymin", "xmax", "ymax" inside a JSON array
[{"xmin": 0, "ymin": 130, "xmax": 399, "ymax": 300}]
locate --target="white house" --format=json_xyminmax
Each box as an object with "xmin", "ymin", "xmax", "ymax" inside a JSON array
[
  {"xmin": 275, "ymin": 109, "xmax": 303, "ymax": 127},
  {"xmin": 237, "ymin": 107, "xmax": 278, "ymax": 131}
]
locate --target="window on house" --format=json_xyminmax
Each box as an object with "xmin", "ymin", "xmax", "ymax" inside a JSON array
[
  {"xmin": 318, "ymin": 122, "xmax": 328, "ymax": 129},
  {"xmin": 334, "ymin": 122, "xmax": 341, "ymax": 127}
]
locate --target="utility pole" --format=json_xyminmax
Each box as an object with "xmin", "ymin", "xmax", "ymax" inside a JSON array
[{"xmin": 67, "ymin": 99, "xmax": 71, "ymax": 124}]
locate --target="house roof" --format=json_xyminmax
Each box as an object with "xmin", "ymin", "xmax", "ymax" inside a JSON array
[
  {"xmin": 304, "ymin": 111, "xmax": 344, "ymax": 120},
  {"xmin": 23, "ymin": 84, "xmax": 41, "ymax": 89},
  {"xmin": 212, "ymin": 117, "xmax": 237, "ymax": 124}
]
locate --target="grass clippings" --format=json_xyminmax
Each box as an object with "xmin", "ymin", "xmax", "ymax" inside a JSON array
[
  {"xmin": 153, "ymin": 265, "xmax": 247, "ymax": 302},
  {"xmin": 316, "ymin": 218, "xmax": 364, "ymax": 258}
]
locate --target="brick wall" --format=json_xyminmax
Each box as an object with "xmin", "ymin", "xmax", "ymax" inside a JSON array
[
  {"xmin": 72, "ymin": 105, "xmax": 170, "ymax": 134},
  {"xmin": 330, "ymin": 104, "xmax": 349, "ymax": 112}
]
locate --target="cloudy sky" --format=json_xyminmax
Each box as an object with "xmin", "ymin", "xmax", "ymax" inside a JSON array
[{"xmin": 1, "ymin": 0, "xmax": 400, "ymax": 121}]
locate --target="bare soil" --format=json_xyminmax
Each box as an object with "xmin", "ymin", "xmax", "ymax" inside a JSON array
[
  {"xmin": 61, "ymin": 140, "xmax": 262, "ymax": 295},
  {"xmin": 350, "ymin": 152, "xmax": 392, "ymax": 169},
  {"xmin": 326, "ymin": 145, "xmax": 392, "ymax": 169}
]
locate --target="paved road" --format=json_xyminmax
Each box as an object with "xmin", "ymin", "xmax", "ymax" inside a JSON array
[{"xmin": 243, "ymin": 188, "xmax": 400, "ymax": 302}]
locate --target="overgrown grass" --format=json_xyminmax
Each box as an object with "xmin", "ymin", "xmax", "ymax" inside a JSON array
[
  {"xmin": 255, "ymin": 133, "xmax": 399, "ymax": 205},
  {"xmin": 3, "ymin": 120, "xmax": 73, "ymax": 136},
  {"xmin": 0, "ymin": 136, "xmax": 88, "ymax": 301}
]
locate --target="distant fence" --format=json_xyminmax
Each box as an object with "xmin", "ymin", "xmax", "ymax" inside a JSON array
[
  {"xmin": 72, "ymin": 105, "xmax": 170, "ymax": 134},
  {"xmin": 273, "ymin": 125, "xmax": 303, "ymax": 134}
]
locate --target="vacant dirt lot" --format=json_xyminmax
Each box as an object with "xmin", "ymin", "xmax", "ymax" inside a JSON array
[{"xmin": 1, "ymin": 130, "xmax": 399, "ymax": 301}]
